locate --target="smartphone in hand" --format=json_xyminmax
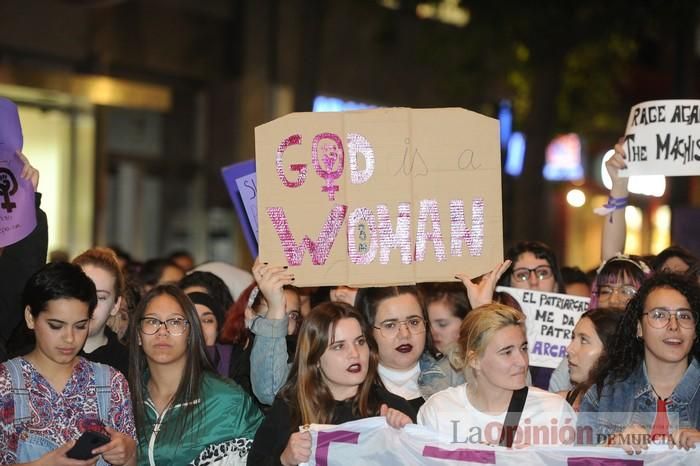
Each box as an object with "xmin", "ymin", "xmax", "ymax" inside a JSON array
[{"xmin": 66, "ymin": 431, "xmax": 111, "ymax": 460}]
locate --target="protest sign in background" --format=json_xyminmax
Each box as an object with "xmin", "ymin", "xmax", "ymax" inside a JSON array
[
  {"xmin": 621, "ymin": 99, "xmax": 700, "ymax": 177},
  {"xmin": 496, "ymin": 286, "xmax": 590, "ymax": 369},
  {"xmin": 0, "ymin": 98, "xmax": 36, "ymax": 247},
  {"xmin": 255, "ymin": 108, "xmax": 502, "ymax": 287},
  {"xmin": 222, "ymin": 160, "xmax": 259, "ymax": 257},
  {"xmin": 302, "ymin": 417, "xmax": 698, "ymax": 466}
]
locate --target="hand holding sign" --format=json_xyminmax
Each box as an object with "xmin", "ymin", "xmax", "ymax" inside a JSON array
[
  {"xmin": 281, "ymin": 430, "xmax": 312, "ymax": 466},
  {"xmin": 0, "ymin": 98, "xmax": 36, "ymax": 248},
  {"xmin": 455, "ymin": 260, "xmax": 511, "ymax": 308}
]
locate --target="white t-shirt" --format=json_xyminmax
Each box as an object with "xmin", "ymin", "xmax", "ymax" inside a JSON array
[{"xmin": 418, "ymin": 384, "xmax": 576, "ymax": 446}]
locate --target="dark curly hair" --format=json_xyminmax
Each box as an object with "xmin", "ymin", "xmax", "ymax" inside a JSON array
[{"xmin": 593, "ymin": 273, "xmax": 700, "ymax": 395}]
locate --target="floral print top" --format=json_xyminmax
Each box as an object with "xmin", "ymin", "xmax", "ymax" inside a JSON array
[{"xmin": 0, "ymin": 357, "xmax": 136, "ymax": 464}]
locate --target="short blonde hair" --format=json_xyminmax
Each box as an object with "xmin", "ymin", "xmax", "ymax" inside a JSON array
[{"xmin": 449, "ymin": 303, "xmax": 525, "ymax": 385}]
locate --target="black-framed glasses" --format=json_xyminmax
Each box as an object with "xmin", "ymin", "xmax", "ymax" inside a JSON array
[
  {"xmin": 597, "ymin": 284, "xmax": 637, "ymax": 299},
  {"xmin": 139, "ymin": 317, "xmax": 190, "ymax": 335},
  {"xmin": 373, "ymin": 317, "xmax": 426, "ymax": 338},
  {"xmin": 512, "ymin": 265, "xmax": 553, "ymax": 283},
  {"xmin": 642, "ymin": 308, "xmax": 697, "ymax": 329}
]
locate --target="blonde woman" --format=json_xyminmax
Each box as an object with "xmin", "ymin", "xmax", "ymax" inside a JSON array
[{"xmin": 418, "ymin": 303, "xmax": 575, "ymax": 447}]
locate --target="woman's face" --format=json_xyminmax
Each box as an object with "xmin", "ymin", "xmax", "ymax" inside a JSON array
[
  {"xmin": 596, "ymin": 273, "xmax": 638, "ymax": 309},
  {"xmin": 567, "ymin": 317, "xmax": 603, "ymax": 384},
  {"xmin": 194, "ymin": 303, "xmax": 218, "ymax": 346},
  {"xmin": 510, "ymin": 252, "xmax": 556, "ymax": 292},
  {"xmin": 82, "ymin": 264, "xmax": 121, "ymax": 338},
  {"xmin": 25, "ymin": 298, "xmax": 90, "ymax": 367},
  {"xmin": 638, "ymin": 287, "xmax": 696, "ymax": 368},
  {"xmin": 284, "ymin": 289, "xmax": 302, "ymax": 335},
  {"xmin": 470, "ymin": 325, "xmax": 528, "ymax": 393},
  {"xmin": 428, "ymin": 299, "xmax": 462, "ymax": 354},
  {"xmin": 319, "ymin": 317, "xmax": 370, "ymax": 400},
  {"xmin": 140, "ymin": 294, "xmax": 190, "ymax": 368},
  {"xmin": 372, "ymin": 293, "xmax": 426, "ymax": 371}
]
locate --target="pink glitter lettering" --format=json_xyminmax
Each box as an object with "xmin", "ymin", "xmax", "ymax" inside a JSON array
[
  {"xmin": 415, "ymin": 199, "xmax": 446, "ymax": 262},
  {"xmin": 450, "ymin": 198, "xmax": 484, "ymax": 257},
  {"xmin": 311, "ymin": 133, "xmax": 344, "ymax": 201},
  {"xmin": 377, "ymin": 203, "xmax": 412, "ymax": 265},
  {"xmin": 267, "ymin": 204, "xmax": 348, "ymax": 266},
  {"xmin": 347, "ymin": 133, "xmax": 375, "ymax": 184},
  {"xmin": 276, "ymin": 134, "xmax": 307, "ymax": 188},
  {"xmin": 347, "ymin": 207, "xmax": 378, "ymax": 265}
]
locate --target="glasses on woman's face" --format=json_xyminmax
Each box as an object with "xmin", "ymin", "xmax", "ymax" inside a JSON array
[
  {"xmin": 139, "ymin": 317, "xmax": 190, "ymax": 335},
  {"xmin": 597, "ymin": 284, "xmax": 637, "ymax": 300},
  {"xmin": 643, "ymin": 308, "xmax": 697, "ymax": 329},
  {"xmin": 511, "ymin": 265, "xmax": 553, "ymax": 283},
  {"xmin": 373, "ymin": 317, "xmax": 426, "ymax": 338}
]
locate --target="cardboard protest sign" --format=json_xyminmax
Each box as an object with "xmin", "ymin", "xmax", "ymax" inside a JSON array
[
  {"xmin": 621, "ymin": 99, "xmax": 700, "ymax": 177},
  {"xmin": 496, "ymin": 286, "xmax": 590, "ymax": 368},
  {"xmin": 255, "ymin": 108, "xmax": 502, "ymax": 287},
  {"xmin": 0, "ymin": 98, "xmax": 36, "ymax": 247},
  {"xmin": 301, "ymin": 417, "xmax": 696, "ymax": 466},
  {"xmin": 222, "ymin": 160, "xmax": 259, "ymax": 257}
]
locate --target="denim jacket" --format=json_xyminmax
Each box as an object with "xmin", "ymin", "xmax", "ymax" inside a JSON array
[
  {"xmin": 249, "ymin": 315, "xmax": 291, "ymax": 406},
  {"xmin": 579, "ymin": 358, "xmax": 700, "ymax": 441}
]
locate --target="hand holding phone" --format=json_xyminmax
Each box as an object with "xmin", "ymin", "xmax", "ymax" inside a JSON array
[{"xmin": 66, "ymin": 431, "xmax": 111, "ymax": 460}]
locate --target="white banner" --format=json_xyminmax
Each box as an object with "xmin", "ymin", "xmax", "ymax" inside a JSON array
[
  {"xmin": 304, "ymin": 417, "xmax": 700, "ymax": 465},
  {"xmin": 495, "ymin": 287, "xmax": 590, "ymax": 369},
  {"xmin": 621, "ymin": 99, "xmax": 700, "ymax": 177}
]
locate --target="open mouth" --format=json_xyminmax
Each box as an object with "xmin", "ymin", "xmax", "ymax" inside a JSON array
[
  {"xmin": 395, "ymin": 344, "xmax": 413, "ymax": 354},
  {"xmin": 663, "ymin": 338, "xmax": 683, "ymax": 346},
  {"xmin": 347, "ymin": 363, "xmax": 362, "ymax": 373}
]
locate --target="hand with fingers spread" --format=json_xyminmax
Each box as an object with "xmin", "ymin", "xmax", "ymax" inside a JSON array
[
  {"xmin": 16, "ymin": 151, "xmax": 40, "ymax": 191},
  {"xmin": 380, "ymin": 403, "xmax": 413, "ymax": 429},
  {"xmin": 279, "ymin": 430, "xmax": 311, "ymax": 466},
  {"xmin": 90, "ymin": 427, "xmax": 137, "ymax": 466},
  {"xmin": 455, "ymin": 260, "xmax": 512, "ymax": 309},
  {"xmin": 252, "ymin": 258, "xmax": 295, "ymax": 320},
  {"xmin": 669, "ymin": 427, "xmax": 700, "ymax": 450}
]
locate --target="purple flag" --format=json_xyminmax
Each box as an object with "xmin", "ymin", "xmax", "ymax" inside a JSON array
[{"xmin": 0, "ymin": 99, "xmax": 36, "ymax": 247}]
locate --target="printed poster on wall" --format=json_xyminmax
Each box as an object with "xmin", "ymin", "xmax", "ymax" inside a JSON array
[
  {"xmin": 255, "ymin": 107, "xmax": 503, "ymax": 287},
  {"xmin": 621, "ymin": 99, "xmax": 700, "ymax": 177}
]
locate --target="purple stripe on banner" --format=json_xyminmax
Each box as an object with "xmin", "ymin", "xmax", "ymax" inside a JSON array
[
  {"xmin": 422, "ymin": 445, "xmax": 496, "ymax": 463},
  {"xmin": 315, "ymin": 430, "xmax": 360, "ymax": 466},
  {"xmin": 567, "ymin": 457, "xmax": 644, "ymax": 466}
]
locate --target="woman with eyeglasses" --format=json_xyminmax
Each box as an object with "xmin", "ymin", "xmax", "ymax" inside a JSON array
[
  {"xmin": 579, "ymin": 273, "xmax": 700, "ymax": 453},
  {"xmin": 248, "ymin": 302, "xmax": 414, "ymax": 466},
  {"xmin": 496, "ymin": 241, "xmax": 565, "ymax": 389},
  {"xmin": 353, "ymin": 286, "xmax": 442, "ymax": 410},
  {"xmin": 128, "ymin": 284, "xmax": 263, "ymax": 465},
  {"xmin": 498, "ymin": 241, "xmax": 565, "ymax": 293}
]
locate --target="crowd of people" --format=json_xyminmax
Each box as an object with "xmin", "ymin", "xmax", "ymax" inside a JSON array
[{"xmin": 2, "ymin": 140, "xmax": 700, "ymax": 465}]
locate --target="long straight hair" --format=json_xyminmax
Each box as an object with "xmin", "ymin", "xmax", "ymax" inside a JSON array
[
  {"xmin": 279, "ymin": 302, "xmax": 380, "ymax": 428},
  {"xmin": 128, "ymin": 284, "xmax": 214, "ymax": 441}
]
